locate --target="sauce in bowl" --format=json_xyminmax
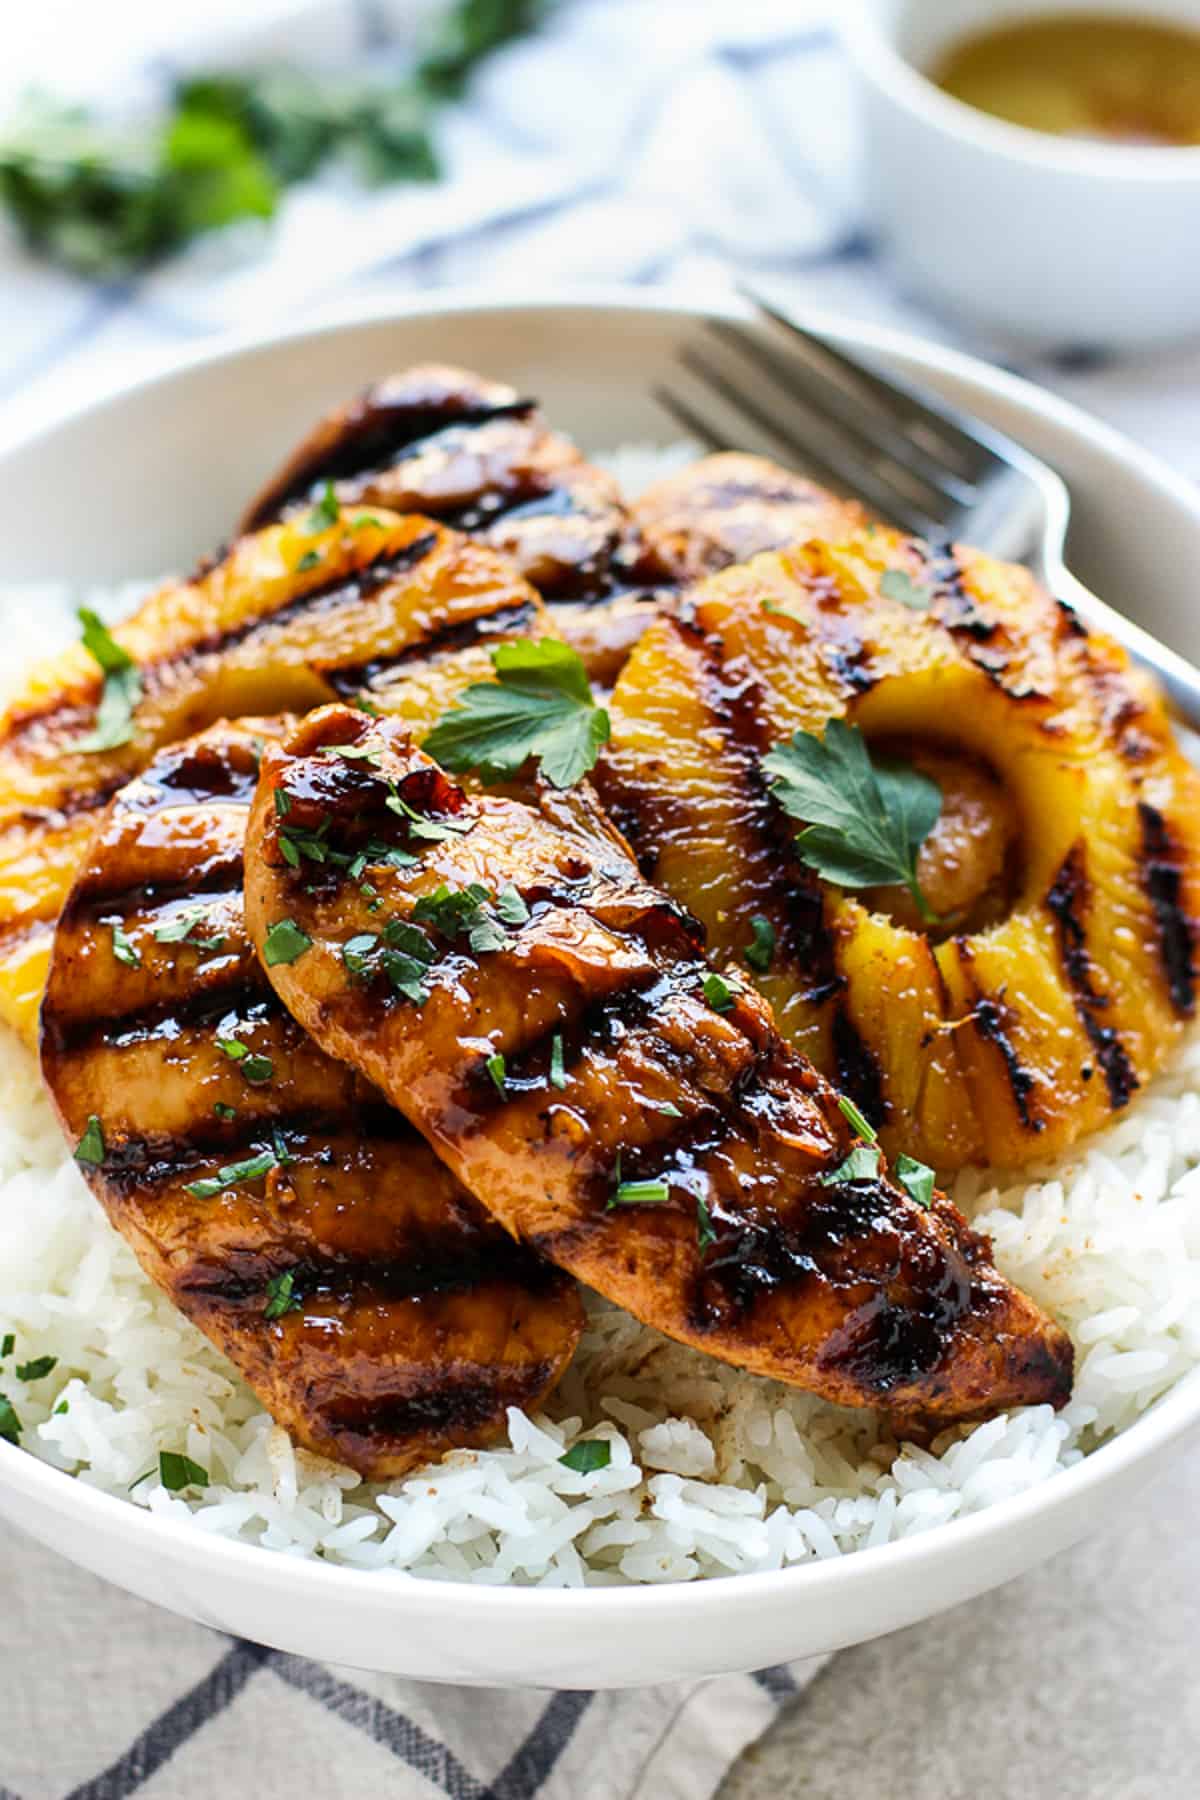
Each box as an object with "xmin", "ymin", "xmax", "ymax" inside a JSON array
[{"xmin": 933, "ymin": 14, "xmax": 1200, "ymax": 146}]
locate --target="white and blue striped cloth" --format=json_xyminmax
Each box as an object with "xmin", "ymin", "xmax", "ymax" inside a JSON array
[{"xmin": 1, "ymin": 3, "xmax": 1197, "ymax": 1794}]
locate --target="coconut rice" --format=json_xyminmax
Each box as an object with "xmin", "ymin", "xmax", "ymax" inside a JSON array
[{"xmin": 2, "ymin": 446, "xmax": 1200, "ymax": 1587}]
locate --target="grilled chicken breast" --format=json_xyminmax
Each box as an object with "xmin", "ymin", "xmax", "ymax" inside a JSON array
[
  {"xmin": 602, "ymin": 528, "xmax": 1200, "ymax": 1170},
  {"xmin": 0, "ymin": 509, "xmax": 544, "ymax": 1045},
  {"xmin": 237, "ymin": 365, "xmax": 865, "ymax": 689},
  {"xmin": 39, "ymin": 719, "xmax": 582, "ymax": 1476},
  {"xmin": 243, "ymin": 705, "xmax": 1073, "ymax": 1428}
]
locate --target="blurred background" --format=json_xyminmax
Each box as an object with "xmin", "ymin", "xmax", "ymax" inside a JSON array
[{"xmin": 2, "ymin": 0, "xmax": 1197, "ymax": 477}]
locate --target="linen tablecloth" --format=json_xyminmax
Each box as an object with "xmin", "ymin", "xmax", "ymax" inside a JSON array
[{"xmin": 1, "ymin": 4, "xmax": 1197, "ymax": 1796}]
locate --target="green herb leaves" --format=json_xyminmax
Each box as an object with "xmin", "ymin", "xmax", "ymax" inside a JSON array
[
  {"xmin": 184, "ymin": 1146, "xmax": 281, "ymax": 1201},
  {"xmin": 559, "ymin": 1439, "xmax": 611, "ymax": 1474},
  {"xmin": 701, "ymin": 971, "xmax": 739, "ymax": 1014},
  {"xmin": 0, "ymin": 1396, "xmax": 20, "ymax": 1445},
  {"xmin": 879, "ymin": 568, "xmax": 932, "ymax": 611},
  {"xmin": 157, "ymin": 1451, "xmax": 209, "ymax": 1492},
  {"xmin": 305, "ymin": 480, "xmax": 339, "ymax": 533},
  {"xmin": 820, "ymin": 1144, "xmax": 882, "ymax": 1186},
  {"xmin": 216, "ymin": 1037, "xmax": 273, "ymax": 1085},
  {"xmin": 896, "ymin": 1153, "xmax": 936, "ymax": 1209},
  {"xmin": 837, "ymin": 1094, "xmax": 877, "ymax": 1144},
  {"xmin": 412, "ymin": 880, "xmax": 529, "ymax": 955},
  {"xmin": 74, "ymin": 1116, "xmax": 105, "ymax": 1167},
  {"xmin": 264, "ymin": 1269, "xmax": 303, "ymax": 1321},
  {"xmin": 424, "ymin": 639, "xmax": 610, "ymax": 789},
  {"xmin": 744, "ymin": 914, "xmax": 775, "ymax": 974},
  {"xmin": 110, "ymin": 920, "xmax": 141, "ymax": 968},
  {"xmin": 341, "ymin": 918, "xmax": 437, "ymax": 1005},
  {"xmin": 15, "ymin": 1355, "xmax": 56, "ymax": 1382},
  {"xmin": 762, "ymin": 720, "xmax": 942, "ymax": 924},
  {"xmin": 76, "ymin": 609, "xmax": 142, "ymax": 752},
  {"xmin": 262, "ymin": 918, "xmax": 311, "ymax": 966}
]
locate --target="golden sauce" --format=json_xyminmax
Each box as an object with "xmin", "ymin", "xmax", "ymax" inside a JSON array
[{"xmin": 933, "ymin": 15, "xmax": 1200, "ymax": 146}]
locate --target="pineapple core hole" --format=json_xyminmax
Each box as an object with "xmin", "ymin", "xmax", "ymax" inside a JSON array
[{"xmin": 861, "ymin": 739, "xmax": 1021, "ymax": 939}]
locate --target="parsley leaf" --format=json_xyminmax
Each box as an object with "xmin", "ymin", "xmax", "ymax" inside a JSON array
[
  {"xmin": 76, "ymin": 609, "xmax": 142, "ymax": 752},
  {"xmin": 702, "ymin": 971, "xmax": 739, "ymax": 1013},
  {"xmin": 0, "ymin": 1396, "xmax": 21, "ymax": 1445},
  {"xmin": 880, "ymin": 568, "xmax": 932, "ymax": 611},
  {"xmin": 213, "ymin": 1102, "xmax": 238, "ymax": 1122},
  {"xmin": 216, "ymin": 1038, "xmax": 273, "ymax": 1085},
  {"xmin": 744, "ymin": 914, "xmax": 775, "ymax": 974},
  {"xmin": 896, "ymin": 1153, "xmax": 936, "ymax": 1209},
  {"xmin": 264, "ymin": 1269, "xmax": 303, "ymax": 1321},
  {"xmin": 559, "ymin": 1440, "xmax": 611, "ymax": 1474},
  {"xmin": 184, "ymin": 1148, "xmax": 278, "ymax": 1200},
  {"xmin": 762, "ymin": 720, "xmax": 942, "ymax": 924},
  {"xmin": 696, "ymin": 1192, "xmax": 716, "ymax": 1251},
  {"xmin": 549, "ymin": 1033, "xmax": 567, "ymax": 1091},
  {"xmin": 296, "ymin": 548, "xmax": 322, "ymax": 573},
  {"xmin": 154, "ymin": 907, "xmax": 225, "ymax": 951},
  {"xmin": 486, "ymin": 1052, "xmax": 507, "ymax": 1096},
  {"xmin": 15, "ymin": 1356, "xmax": 56, "ymax": 1382},
  {"xmin": 262, "ymin": 918, "xmax": 311, "ymax": 965},
  {"xmin": 837, "ymin": 1094, "xmax": 878, "ymax": 1144},
  {"xmin": 74, "ymin": 1115, "xmax": 105, "ymax": 1167},
  {"xmin": 306, "ymin": 480, "xmax": 339, "ymax": 532},
  {"xmin": 386, "ymin": 787, "xmax": 471, "ymax": 843},
  {"xmin": 423, "ymin": 639, "xmax": 610, "ymax": 789},
  {"xmin": 158, "ymin": 1451, "xmax": 209, "ymax": 1492},
  {"xmin": 0, "ymin": 1335, "xmax": 12, "ymax": 1359},
  {"xmin": 110, "ymin": 921, "xmax": 141, "ymax": 968},
  {"xmin": 609, "ymin": 1153, "xmax": 671, "ymax": 1209},
  {"xmin": 819, "ymin": 1145, "xmax": 882, "ymax": 1186},
  {"xmin": 495, "ymin": 884, "xmax": 530, "ymax": 926}
]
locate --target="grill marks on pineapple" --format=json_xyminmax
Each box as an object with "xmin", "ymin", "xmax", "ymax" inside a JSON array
[
  {"xmin": 1138, "ymin": 802, "xmax": 1197, "ymax": 1017},
  {"xmin": 1045, "ymin": 843, "xmax": 1139, "ymax": 1108},
  {"xmin": 244, "ymin": 710, "xmax": 1075, "ymax": 1424},
  {"xmin": 38, "ymin": 720, "xmax": 582, "ymax": 1476}
]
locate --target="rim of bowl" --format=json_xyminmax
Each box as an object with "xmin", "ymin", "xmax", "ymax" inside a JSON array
[
  {"xmin": 2, "ymin": 284, "xmax": 1200, "ymax": 1622},
  {"xmin": 841, "ymin": 1, "xmax": 1200, "ymax": 180}
]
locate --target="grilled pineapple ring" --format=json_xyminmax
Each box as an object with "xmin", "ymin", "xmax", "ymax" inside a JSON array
[{"xmin": 603, "ymin": 528, "xmax": 1200, "ymax": 1172}]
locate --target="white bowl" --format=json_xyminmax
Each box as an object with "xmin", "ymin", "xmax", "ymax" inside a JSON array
[
  {"xmin": 844, "ymin": 0, "xmax": 1200, "ymax": 348},
  {"xmin": 1, "ymin": 290, "xmax": 1200, "ymax": 1687}
]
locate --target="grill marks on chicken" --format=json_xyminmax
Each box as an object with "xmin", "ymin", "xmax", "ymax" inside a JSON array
[
  {"xmin": 602, "ymin": 528, "xmax": 1200, "ymax": 1170},
  {"xmin": 38, "ymin": 720, "xmax": 582, "ymax": 1476},
  {"xmin": 242, "ymin": 706, "xmax": 1073, "ymax": 1428},
  {"xmin": 237, "ymin": 366, "xmax": 870, "ymax": 690},
  {"xmin": 0, "ymin": 510, "xmax": 545, "ymax": 1044}
]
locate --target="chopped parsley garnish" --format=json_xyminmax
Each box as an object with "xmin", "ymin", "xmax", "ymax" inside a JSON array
[
  {"xmin": 353, "ymin": 514, "xmax": 384, "ymax": 532},
  {"xmin": 549, "ymin": 1033, "xmax": 567, "ymax": 1091},
  {"xmin": 423, "ymin": 638, "xmax": 611, "ymax": 789},
  {"xmin": 386, "ymin": 786, "xmax": 471, "ymax": 843},
  {"xmin": 880, "ymin": 568, "xmax": 932, "ymax": 611},
  {"xmin": 274, "ymin": 788, "xmax": 292, "ymax": 817},
  {"xmin": 485, "ymin": 1052, "xmax": 507, "ymax": 1097},
  {"xmin": 0, "ymin": 1396, "xmax": 21, "ymax": 1445},
  {"xmin": 278, "ymin": 818, "xmax": 332, "ymax": 867},
  {"xmin": 154, "ymin": 907, "xmax": 226, "ymax": 951},
  {"xmin": 262, "ymin": 918, "xmax": 311, "ymax": 965},
  {"xmin": 76, "ymin": 608, "xmax": 143, "ymax": 752},
  {"xmin": 609, "ymin": 1156, "xmax": 671, "ymax": 1208},
  {"xmin": 264, "ymin": 1269, "xmax": 303, "ymax": 1321},
  {"xmin": 110, "ymin": 920, "xmax": 141, "ymax": 968},
  {"xmin": 696, "ymin": 1192, "xmax": 716, "ymax": 1251},
  {"xmin": 653, "ymin": 1100, "xmax": 683, "ymax": 1118},
  {"xmin": 342, "ymin": 920, "xmax": 436, "ymax": 1003},
  {"xmin": 744, "ymin": 914, "xmax": 775, "ymax": 974},
  {"xmin": 306, "ymin": 480, "xmax": 339, "ymax": 533},
  {"xmin": 213, "ymin": 1102, "xmax": 238, "ymax": 1122},
  {"xmin": 158, "ymin": 1451, "xmax": 209, "ymax": 1492},
  {"xmin": 495, "ymin": 883, "xmax": 530, "ymax": 926},
  {"xmin": 837, "ymin": 1094, "xmax": 878, "ymax": 1144},
  {"xmin": 16, "ymin": 1356, "xmax": 57, "ymax": 1382},
  {"xmin": 762, "ymin": 720, "xmax": 942, "ymax": 924},
  {"xmin": 820, "ymin": 1145, "xmax": 882, "ymax": 1186},
  {"xmin": 216, "ymin": 1037, "xmax": 273, "ymax": 1085},
  {"xmin": 184, "ymin": 1148, "xmax": 278, "ymax": 1200},
  {"xmin": 896, "ymin": 1153, "xmax": 936, "ymax": 1209},
  {"xmin": 54, "ymin": 1400, "xmax": 69, "ymax": 1416},
  {"xmin": 702, "ymin": 971, "xmax": 739, "ymax": 1014},
  {"xmin": 296, "ymin": 548, "xmax": 322, "ymax": 572},
  {"xmin": 559, "ymin": 1440, "xmax": 611, "ymax": 1474},
  {"xmin": 322, "ymin": 741, "xmax": 380, "ymax": 763},
  {"xmin": 342, "ymin": 933, "xmax": 380, "ymax": 976},
  {"xmin": 74, "ymin": 1115, "xmax": 105, "ymax": 1167},
  {"xmin": 0, "ymin": 1335, "xmax": 13, "ymax": 1359},
  {"xmin": 412, "ymin": 881, "xmax": 516, "ymax": 954}
]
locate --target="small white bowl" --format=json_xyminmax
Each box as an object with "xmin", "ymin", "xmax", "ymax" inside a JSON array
[
  {"xmin": 844, "ymin": 0, "xmax": 1200, "ymax": 348},
  {"xmin": 2, "ymin": 291, "xmax": 1200, "ymax": 1684}
]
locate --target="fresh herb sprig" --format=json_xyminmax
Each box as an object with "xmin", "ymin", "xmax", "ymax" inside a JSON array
[
  {"xmin": 424, "ymin": 639, "xmax": 610, "ymax": 789},
  {"xmin": 762, "ymin": 720, "xmax": 942, "ymax": 924},
  {"xmin": 76, "ymin": 610, "xmax": 142, "ymax": 753},
  {"xmin": 0, "ymin": 2, "xmax": 554, "ymax": 276}
]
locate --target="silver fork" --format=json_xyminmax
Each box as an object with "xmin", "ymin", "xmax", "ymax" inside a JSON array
[{"xmin": 655, "ymin": 286, "xmax": 1200, "ymax": 731}]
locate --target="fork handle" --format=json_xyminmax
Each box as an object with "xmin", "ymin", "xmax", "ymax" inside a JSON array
[{"xmin": 1045, "ymin": 558, "xmax": 1200, "ymax": 737}]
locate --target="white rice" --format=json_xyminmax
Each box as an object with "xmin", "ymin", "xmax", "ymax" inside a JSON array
[{"xmin": 2, "ymin": 447, "xmax": 1199, "ymax": 1587}]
